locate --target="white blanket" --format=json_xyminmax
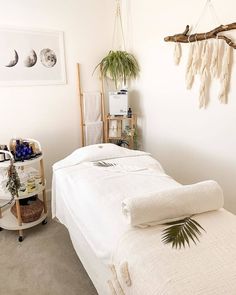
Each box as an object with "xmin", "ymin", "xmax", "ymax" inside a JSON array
[
  {"xmin": 122, "ymin": 180, "xmax": 224, "ymax": 227},
  {"xmin": 52, "ymin": 145, "xmax": 235, "ymax": 294},
  {"xmin": 52, "ymin": 145, "xmax": 180, "ymax": 263},
  {"xmin": 112, "ymin": 209, "xmax": 236, "ymax": 295}
]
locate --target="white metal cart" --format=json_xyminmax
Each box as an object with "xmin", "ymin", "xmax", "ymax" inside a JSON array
[{"xmin": 0, "ymin": 139, "xmax": 47, "ymax": 242}]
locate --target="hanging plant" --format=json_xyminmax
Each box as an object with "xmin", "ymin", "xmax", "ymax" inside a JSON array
[
  {"xmin": 94, "ymin": 0, "xmax": 140, "ymax": 89},
  {"xmin": 95, "ymin": 50, "xmax": 140, "ymax": 89}
]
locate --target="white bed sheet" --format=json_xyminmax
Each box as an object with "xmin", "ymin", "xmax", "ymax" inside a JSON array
[
  {"xmin": 52, "ymin": 148, "xmax": 236, "ymax": 295},
  {"xmin": 52, "ymin": 154, "xmax": 181, "ymax": 264},
  {"xmin": 55, "ymin": 189, "xmax": 110, "ymax": 295}
]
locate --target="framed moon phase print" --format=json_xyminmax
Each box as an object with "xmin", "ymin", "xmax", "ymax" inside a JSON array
[{"xmin": 0, "ymin": 27, "xmax": 66, "ymax": 86}]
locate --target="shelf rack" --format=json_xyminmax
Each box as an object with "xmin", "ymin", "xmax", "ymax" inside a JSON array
[
  {"xmin": 105, "ymin": 114, "xmax": 137, "ymax": 149},
  {"xmin": 0, "ymin": 139, "xmax": 47, "ymax": 242}
]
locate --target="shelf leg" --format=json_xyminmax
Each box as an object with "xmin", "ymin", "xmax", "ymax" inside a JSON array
[
  {"xmin": 18, "ymin": 230, "xmax": 24, "ymax": 242},
  {"xmin": 40, "ymin": 159, "xmax": 48, "ymax": 214},
  {"xmin": 15, "ymin": 199, "xmax": 22, "ymax": 226},
  {"xmin": 42, "ymin": 189, "xmax": 47, "ymax": 214}
]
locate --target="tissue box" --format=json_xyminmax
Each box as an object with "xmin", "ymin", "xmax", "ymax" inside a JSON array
[{"xmin": 109, "ymin": 91, "xmax": 128, "ymax": 115}]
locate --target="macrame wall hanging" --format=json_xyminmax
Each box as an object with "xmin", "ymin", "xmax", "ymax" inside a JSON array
[{"xmin": 164, "ymin": 0, "xmax": 235, "ymax": 108}]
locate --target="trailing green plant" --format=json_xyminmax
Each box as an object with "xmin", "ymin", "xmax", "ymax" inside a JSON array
[
  {"xmin": 94, "ymin": 50, "xmax": 140, "ymax": 89},
  {"xmin": 162, "ymin": 217, "xmax": 205, "ymax": 249}
]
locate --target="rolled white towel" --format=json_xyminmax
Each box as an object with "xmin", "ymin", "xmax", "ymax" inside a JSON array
[{"xmin": 122, "ymin": 180, "xmax": 224, "ymax": 227}]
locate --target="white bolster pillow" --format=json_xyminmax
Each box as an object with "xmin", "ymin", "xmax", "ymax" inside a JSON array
[{"xmin": 122, "ymin": 180, "xmax": 224, "ymax": 227}]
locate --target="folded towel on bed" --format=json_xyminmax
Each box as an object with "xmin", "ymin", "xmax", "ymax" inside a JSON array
[{"xmin": 122, "ymin": 180, "xmax": 224, "ymax": 227}]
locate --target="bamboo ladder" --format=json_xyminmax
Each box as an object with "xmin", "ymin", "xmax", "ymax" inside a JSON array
[{"xmin": 76, "ymin": 63, "xmax": 105, "ymax": 146}]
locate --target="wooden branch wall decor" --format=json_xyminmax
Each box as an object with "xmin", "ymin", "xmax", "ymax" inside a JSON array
[
  {"xmin": 164, "ymin": 23, "xmax": 236, "ymax": 49},
  {"xmin": 164, "ymin": 23, "xmax": 235, "ymax": 108}
]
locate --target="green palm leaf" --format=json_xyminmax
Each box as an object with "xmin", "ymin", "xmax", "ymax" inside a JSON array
[
  {"xmin": 93, "ymin": 161, "xmax": 116, "ymax": 167},
  {"xmin": 161, "ymin": 217, "xmax": 205, "ymax": 249}
]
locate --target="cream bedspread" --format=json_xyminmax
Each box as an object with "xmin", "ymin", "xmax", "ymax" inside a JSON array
[
  {"xmin": 52, "ymin": 145, "xmax": 236, "ymax": 294},
  {"xmin": 112, "ymin": 209, "xmax": 236, "ymax": 295},
  {"xmin": 52, "ymin": 153, "xmax": 180, "ymax": 263}
]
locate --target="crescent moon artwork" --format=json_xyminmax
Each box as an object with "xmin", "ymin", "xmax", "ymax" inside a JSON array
[
  {"xmin": 5, "ymin": 50, "xmax": 19, "ymax": 67},
  {"xmin": 24, "ymin": 50, "xmax": 37, "ymax": 67},
  {"xmin": 40, "ymin": 48, "xmax": 57, "ymax": 68}
]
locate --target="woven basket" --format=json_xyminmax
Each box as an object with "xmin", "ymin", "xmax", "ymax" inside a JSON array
[{"xmin": 11, "ymin": 197, "xmax": 44, "ymax": 223}]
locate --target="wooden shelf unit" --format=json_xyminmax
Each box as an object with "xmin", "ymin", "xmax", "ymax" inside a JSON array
[
  {"xmin": 105, "ymin": 114, "xmax": 137, "ymax": 149},
  {"xmin": 0, "ymin": 141, "xmax": 47, "ymax": 242}
]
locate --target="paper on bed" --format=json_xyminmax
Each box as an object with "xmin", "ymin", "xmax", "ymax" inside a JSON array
[{"xmin": 122, "ymin": 180, "xmax": 224, "ymax": 227}]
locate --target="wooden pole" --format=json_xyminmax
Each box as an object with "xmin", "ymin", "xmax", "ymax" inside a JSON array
[
  {"xmin": 77, "ymin": 63, "xmax": 85, "ymax": 147},
  {"xmin": 100, "ymin": 66, "xmax": 106, "ymax": 143}
]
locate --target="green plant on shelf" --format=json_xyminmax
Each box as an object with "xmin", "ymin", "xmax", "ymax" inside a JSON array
[{"xmin": 122, "ymin": 126, "xmax": 138, "ymax": 150}]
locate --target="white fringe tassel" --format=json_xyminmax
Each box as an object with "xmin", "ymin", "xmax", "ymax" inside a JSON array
[
  {"xmin": 199, "ymin": 41, "xmax": 210, "ymax": 108},
  {"xmin": 211, "ymin": 39, "xmax": 219, "ymax": 78},
  {"xmin": 219, "ymin": 44, "xmax": 231, "ymax": 104},
  {"xmin": 173, "ymin": 42, "xmax": 182, "ymax": 65},
  {"xmin": 186, "ymin": 43, "xmax": 195, "ymax": 89},
  {"xmin": 192, "ymin": 41, "xmax": 201, "ymax": 75}
]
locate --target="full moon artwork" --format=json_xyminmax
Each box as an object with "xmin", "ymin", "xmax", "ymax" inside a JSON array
[
  {"xmin": 40, "ymin": 48, "xmax": 57, "ymax": 68},
  {"xmin": 24, "ymin": 50, "xmax": 37, "ymax": 67}
]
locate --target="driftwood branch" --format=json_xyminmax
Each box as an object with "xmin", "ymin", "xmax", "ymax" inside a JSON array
[{"xmin": 164, "ymin": 23, "xmax": 236, "ymax": 49}]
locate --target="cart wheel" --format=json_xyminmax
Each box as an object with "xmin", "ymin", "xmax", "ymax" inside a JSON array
[
  {"xmin": 0, "ymin": 227, "xmax": 3, "ymax": 232},
  {"xmin": 18, "ymin": 236, "xmax": 24, "ymax": 242},
  {"xmin": 42, "ymin": 219, "xmax": 47, "ymax": 225}
]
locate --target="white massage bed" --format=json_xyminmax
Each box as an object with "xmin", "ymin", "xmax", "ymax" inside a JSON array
[{"xmin": 52, "ymin": 144, "xmax": 236, "ymax": 295}]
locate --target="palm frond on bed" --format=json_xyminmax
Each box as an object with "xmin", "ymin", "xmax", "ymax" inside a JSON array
[
  {"xmin": 162, "ymin": 217, "xmax": 205, "ymax": 249},
  {"xmin": 93, "ymin": 161, "xmax": 117, "ymax": 167}
]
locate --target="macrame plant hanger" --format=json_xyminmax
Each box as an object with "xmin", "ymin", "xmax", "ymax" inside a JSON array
[
  {"xmin": 112, "ymin": 0, "xmax": 126, "ymax": 52},
  {"xmin": 165, "ymin": 0, "xmax": 234, "ymax": 108}
]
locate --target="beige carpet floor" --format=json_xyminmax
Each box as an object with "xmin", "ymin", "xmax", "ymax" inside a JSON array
[{"xmin": 0, "ymin": 217, "xmax": 98, "ymax": 295}]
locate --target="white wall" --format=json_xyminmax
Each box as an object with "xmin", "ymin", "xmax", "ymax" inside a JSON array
[
  {"xmin": 127, "ymin": 0, "xmax": 236, "ymax": 213},
  {"xmin": 0, "ymin": 0, "xmax": 115, "ymax": 188},
  {"xmin": 1, "ymin": 0, "xmax": 235, "ymax": 214}
]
